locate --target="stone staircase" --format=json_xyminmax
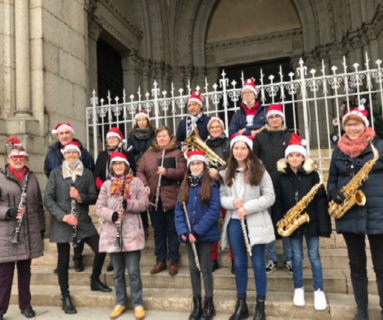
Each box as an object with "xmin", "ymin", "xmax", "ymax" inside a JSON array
[{"xmin": 11, "ymin": 207, "xmax": 382, "ymax": 319}]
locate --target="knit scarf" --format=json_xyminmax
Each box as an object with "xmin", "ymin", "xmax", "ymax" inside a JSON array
[
  {"xmin": 135, "ymin": 127, "xmax": 154, "ymax": 140},
  {"xmin": 338, "ymin": 127, "xmax": 376, "ymax": 158},
  {"xmin": 110, "ymin": 174, "xmax": 134, "ymax": 200},
  {"xmin": 8, "ymin": 165, "xmax": 27, "ymax": 182},
  {"xmin": 186, "ymin": 112, "xmax": 203, "ymax": 137},
  {"xmin": 241, "ymin": 102, "xmax": 259, "ymax": 126}
]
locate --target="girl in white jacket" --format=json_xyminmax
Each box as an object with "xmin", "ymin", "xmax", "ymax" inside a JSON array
[{"xmin": 220, "ymin": 135, "xmax": 275, "ymax": 320}]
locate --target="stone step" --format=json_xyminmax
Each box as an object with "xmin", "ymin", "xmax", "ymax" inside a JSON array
[
  {"xmin": 33, "ymin": 247, "xmax": 373, "ymax": 271},
  {"xmin": 15, "ymin": 265, "xmax": 378, "ymax": 295},
  {"xmin": 9, "ymin": 285, "xmax": 381, "ymax": 320}
]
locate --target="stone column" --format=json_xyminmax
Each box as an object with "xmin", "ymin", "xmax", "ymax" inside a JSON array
[
  {"xmin": 88, "ymin": 19, "xmax": 102, "ymax": 93},
  {"xmin": 122, "ymin": 53, "xmax": 143, "ymax": 93},
  {"xmin": 14, "ymin": 0, "xmax": 31, "ymax": 116}
]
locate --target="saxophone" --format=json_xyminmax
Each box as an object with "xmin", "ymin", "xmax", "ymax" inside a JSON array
[
  {"xmin": 277, "ymin": 165, "xmax": 323, "ymax": 237},
  {"xmin": 329, "ymin": 136, "xmax": 379, "ymax": 219}
]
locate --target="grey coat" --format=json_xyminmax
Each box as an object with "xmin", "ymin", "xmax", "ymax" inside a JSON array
[
  {"xmin": 219, "ymin": 169, "xmax": 276, "ymax": 249},
  {"xmin": 44, "ymin": 165, "xmax": 98, "ymax": 243},
  {"xmin": 0, "ymin": 166, "xmax": 45, "ymax": 263}
]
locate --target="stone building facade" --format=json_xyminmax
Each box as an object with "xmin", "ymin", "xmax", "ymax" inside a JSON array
[{"xmin": 0, "ymin": 0, "xmax": 383, "ymax": 190}]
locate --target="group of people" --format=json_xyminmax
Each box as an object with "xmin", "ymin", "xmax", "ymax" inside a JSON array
[{"xmin": 0, "ymin": 78, "xmax": 382, "ymax": 320}]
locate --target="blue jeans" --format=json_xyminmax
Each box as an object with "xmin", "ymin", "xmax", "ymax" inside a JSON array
[
  {"xmin": 266, "ymin": 208, "xmax": 292, "ymax": 262},
  {"xmin": 110, "ymin": 251, "xmax": 143, "ymax": 307},
  {"xmin": 228, "ymin": 219, "xmax": 267, "ymax": 300},
  {"xmin": 290, "ymin": 236, "xmax": 323, "ymax": 291}
]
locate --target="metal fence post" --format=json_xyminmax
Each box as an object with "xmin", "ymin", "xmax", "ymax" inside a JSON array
[{"xmin": 297, "ymin": 58, "xmax": 310, "ymax": 155}]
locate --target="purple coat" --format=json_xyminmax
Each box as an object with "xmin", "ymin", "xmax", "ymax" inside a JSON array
[{"xmin": 95, "ymin": 177, "xmax": 149, "ymax": 253}]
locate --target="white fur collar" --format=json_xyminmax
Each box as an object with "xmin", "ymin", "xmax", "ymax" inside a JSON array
[{"xmin": 276, "ymin": 157, "xmax": 315, "ymax": 174}]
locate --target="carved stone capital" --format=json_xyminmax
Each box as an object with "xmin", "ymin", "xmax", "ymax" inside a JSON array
[
  {"xmin": 122, "ymin": 53, "xmax": 143, "ymax": 72},
  {"xmin": 88, "ymin": 18, "xmax": 102, "ymax": 41}
]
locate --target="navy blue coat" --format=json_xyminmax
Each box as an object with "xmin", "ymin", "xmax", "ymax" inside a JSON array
[
  {"xmin": 44, "ymin": 138, "xmax": 95, "ymax": 178},
  {"xmin": 327, "ymin": 136, "xmax": 383, "ymax": 235},
  {"xmin": 228, "ymin": 104, "xmax": 267, "ymax": 137},
  {"xmin": 176, "ymin": 114, "xmax": 211, "ymax": 149},
  {"xmin": 127, "ymin": 130, "xmax": 155, "ymax": 163},
  {"xmin": 175, "ymin": 181, "xmax": 220, "ymax": 243}
]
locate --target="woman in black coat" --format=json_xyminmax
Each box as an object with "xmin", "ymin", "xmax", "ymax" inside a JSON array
[
  {"xmin": 327, "ymin": 106, "xmax": 383, "ymax": 319},
  {"xmin": 127, "ymin": 110, "xmax": 155, "ymax": 238}
]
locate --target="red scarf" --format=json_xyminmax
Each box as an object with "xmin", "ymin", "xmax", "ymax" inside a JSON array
[
  {"xmin": 338, "ymin": 127, "xmax": 376, "ymax": 158},
  {"xmin": 8, "ymin": 165, "xmax": 27, "ymax": 182},
  {"xmin": 241, "ymin": 101, "xmax": 259, "ymax": 116}
]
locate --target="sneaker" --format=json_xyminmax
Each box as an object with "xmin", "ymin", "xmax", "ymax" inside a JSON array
[
  {"xmin": 134, "ymin": 305, "xmax": 145, "ymax": 320},
  {"xmin": 314, "ymin": 289, "xmax": 327, "ymax": 310},
  {"xmin": 110, "ymin": 305, "xmax": 126, "ymax": 319},
  {"xmin": 265, "ymin": 260, "xmax": 277, "ymax": 273},
  {"xmin": 284, "ymin": 260, "xmax": 293, "ymax": 274},
  {"xmin": 293, "ymin": 287, "xmax": 305, "ymax": 307}
]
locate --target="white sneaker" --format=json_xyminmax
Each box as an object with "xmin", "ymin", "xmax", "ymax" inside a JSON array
[
  {"xmin": 314, "ymin": 289, "xmax": 327, "ymax": 310},
  {"xmin": 293, "ymin": 287, "xmax": 305, "ymax": 307}
]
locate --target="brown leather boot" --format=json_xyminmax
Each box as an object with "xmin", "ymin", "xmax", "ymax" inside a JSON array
[
  {"xmin": 150, "ymin": 260, "xmax": 166, "ymax": 274},
  {"xmin": 169, "ymin": 260, "xmax": 178, "ymax": 276}
]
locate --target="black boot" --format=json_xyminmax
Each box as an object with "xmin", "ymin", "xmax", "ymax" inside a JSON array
[
  {"xmin": 74, "ymin": 260, "xmax": 84, "ymax": 272},
  {"xmin": 211, "ymin": 260, "xmax": 219, "ymax": 272},
  {"xmin": 229, "ymin": 299, "xmax": 249, "ymax": 320},
  {"xmin": 91, "ymin": 278, "xmax": 112, "ymax": 292},
  {"xmin": 62, "ymin": 295, "xmax": 77, "ymax": 314},
  {"xmin": 231, "ymin": 260, "xmax": 235, "ymax": 275},
  {"xmin": 189, "ymin": 295, "xmax": 202, "ymax": 320},
  {"xmin": 201, "ymin": 297, "xmax": 216, "ymax": 320},
  {"xmin": 106, "ymin": 260, "xmax": 114, "ymax": 272},
  {"xmin": 20, "ymin": 306, "xmax": 36, "ymax": 318},
  {"xmin": 253, "ymin": 299, "xmax": 266, "ymax": 320},
  {"xmin": 351, "ymin": 276, "xmax": 369, "ymax": 320}
]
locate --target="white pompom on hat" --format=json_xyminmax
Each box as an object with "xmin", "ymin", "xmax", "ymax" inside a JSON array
[
  {"xmin": 342, "ymin": 105, "xmax": 369, "ymax": 127},
  {"xmin": 188, "ymin": 91, "xmax": 203, "ymax": 107},
  {"xmin": 241, "ymin": 78, "xmax": 257, "ymax": 96},
  {"xmin": 285, "ymin": 133, "xmax": 307, "ymax": 158}
]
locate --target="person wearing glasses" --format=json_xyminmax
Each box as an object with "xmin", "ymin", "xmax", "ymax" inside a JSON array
[
  {"xmin": 253, "ymin": 104, "xmax": 293, "ymax": 274},
  {"xmin": 228, "ymin": 79, "xmax": 268, "ymax": 138},
  {"xmin": 327, "ymin": 106, "xmax": 383, "ymax": 320},
  {"xmin": 0, "ymin": 137, "xmax": 45, "ymax": 320}
]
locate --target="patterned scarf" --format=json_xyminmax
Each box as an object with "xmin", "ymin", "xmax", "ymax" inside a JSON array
[
  {"xmin": 188, "ymin": 174, "xmax": 202, "ymax": 187},
  {"xmin": 186, "ymin": 112, "xmax": 203, "ymax": 137},
  {"xmin": 110, "ymin": 174, "xmax": 134, "ymax": 200}
]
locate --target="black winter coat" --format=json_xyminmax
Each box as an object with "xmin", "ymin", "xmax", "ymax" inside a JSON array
[
  {"xmin": 93, "ymin": 149, "xmax": 136, "ymax": 183},
  {"xmin": 253, "ymin": 126, "xmax": 292, "ymax": 183},
  {"xmin": 127, "ymin": 130, "xmax": 155, "ymax": 164},
  {"xmin": 205, "ymin": 135, "xmax": 230, "ymax": 169},
  {"xmin": 327, "ymin": 136, "xmax": 383, "ymax": 235},
  {"xmin": 272, "ymin": 158, "xmax": 331, "ymax": 239},
  {"xmin": 44, "ymin": 138, "xmax": 95, "ymax": 178}
]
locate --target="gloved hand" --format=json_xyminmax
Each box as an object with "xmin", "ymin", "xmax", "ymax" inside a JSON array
[
  {"xmin": 6, "ymin": 208, "xmax": 18, "ymax": 220},
  {"xmin": 122, "ymin": 199, "xmax": 127, "ymax": 210},
  {"xmin": 95, "ymin": 177, "xmax": 103, "ymax": 190},
  {"xmin": 112, "ymin": 211, "xmax": 118, "ymax": 222},
  {"xmin": 329, "ymin": 189, "xmax": 346, "ymax": 204}
]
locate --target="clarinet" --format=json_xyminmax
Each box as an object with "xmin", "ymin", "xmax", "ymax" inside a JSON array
[
  {"xmin": 114, "ymin": 175, "xmax": 126, "ymax": 248},
  {"xmin": 232, "ymin": 178, "xmax": 252, "ymax": 257},
  {"xmin": 70, "ymin": 183, "xmax": 78, "ymax": 248},
  {"xmin": 12, "ymin": 172, "xmax": 30, "ymax": 244},
  {"xmin": 153, "ymin": 149, "xmax": 165, "ymax": 211}
]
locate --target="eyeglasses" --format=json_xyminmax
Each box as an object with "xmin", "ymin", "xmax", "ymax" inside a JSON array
[
  {"xmin": 345, "ymin": 122, "xmax": 364, "ymax": 129},
  {"xmin": 9, "ymin": 155, "xmax": 26, "ymax": 161}
]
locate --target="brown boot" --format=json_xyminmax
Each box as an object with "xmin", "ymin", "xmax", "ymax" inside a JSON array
[
  {"xmin": 150, "ymin": 260, "xmax": 166, "ymax": 274},
  {"xmin": 169, "ymin": 260, "xmax": 178, "ymax": 276}
]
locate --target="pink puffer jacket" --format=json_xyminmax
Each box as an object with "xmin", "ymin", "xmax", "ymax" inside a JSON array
[{"xmin": 95, "ymin": 177, "xmax": 149, "ymax": 253}]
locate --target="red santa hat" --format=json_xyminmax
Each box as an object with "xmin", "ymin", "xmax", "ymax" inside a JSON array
[
  {"xmin": 230, "ymin": 134, "xmax": 253, "ymax": 150},
  {"xmin": 188, "ymin": 91, "xmax": 203, "ymax": 107},
  {"xmin": 342, "ymin": 105, "xmax": 369, "ymax": 127},
  {"xmin": 134, "ymin": 110, "xmax": 150, "ymax": 125},
  {"xmin": 187, "ymin": 151, "xmax": 208, "ymax": 167},
  {"xmin": 61, "ymin": 141, "xmax": 81, "ymax": 157},
  {"xmin": 285, "ymin": 133, "xmax": 307, "ymax": 158},
  {"xmin": 52, "ymin": 122, "xmax": 74, "ymax": 135},
  {"xmin": 207, "ymin": 117, "xmax": 225, "ymax": 131},
  {"xmin": 241, "ymin": 78, "xmax": 257, "ymax": 96},
  {"xmin": 5, "ymin": 136, "xmax": 22, "ymax": 149},
  {"xmin": 266, "ymin": 104, "xmax": 285, "ymax": 120},
  {"xmin": 109, "ymin": 151, "xmax": 130, "ymax": 168},
  {"xmin": 106, "ymin": 127, "xmax": 126, "ymax": 145}
]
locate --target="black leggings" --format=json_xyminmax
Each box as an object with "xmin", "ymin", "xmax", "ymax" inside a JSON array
[{"xmin": 56, "ymin": 234, "xmax": 106, "ymax": 296}]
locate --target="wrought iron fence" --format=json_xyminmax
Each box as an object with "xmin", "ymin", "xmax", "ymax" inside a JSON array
[{"xmin": 86, "ymin": 53, "xmax": 383, "ymax": 172}]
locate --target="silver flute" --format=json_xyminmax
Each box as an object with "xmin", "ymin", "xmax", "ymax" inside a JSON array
[
  {"xmin": 153, "ymin": 149, "xmax": 165, "ymax": 211},
  {"xmin": 12, "ymin": 172, "xmax": 30, "ymax": 244},
  {"xmin": 70, "ymin": 183, "xmax": 78, "ymax": 248},
  {"xmin": 232, "ymin": 178, "xmax": 252, "ymax": 257},
  {"xmin": 182, "ymin": 202, "xmax": 201, "ymax": 272}
]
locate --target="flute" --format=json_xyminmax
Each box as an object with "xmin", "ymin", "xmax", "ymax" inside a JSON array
[
  {"xmin": 70, "ymin": 183, "xmax": 78, "ymax": 248},
  {"xmin": 12, "ymin": 173, "xmax": 30, "ymax": 244},
  {"xmin": 115, "ymin": 175, "xmax": 126, "ymax": 247},
  {"xmin": 232, "ymin": 178, "xmax": 252, "ymax": 257},
  {"xmin": 153, "ymin": 149, "xmax": 165, "ymax": 211},
  {"xmin": 182, "ymin": 202, "xmax": 201, "ymax": 272}
]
